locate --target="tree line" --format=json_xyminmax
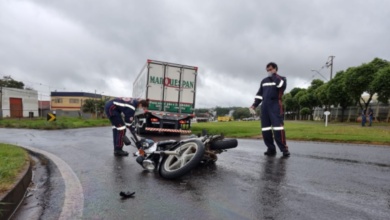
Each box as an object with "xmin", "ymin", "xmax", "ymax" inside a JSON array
[
  {"xmin": 283, "ymin": 57, "xmax": 390, "ymax": 121},
  {"xmin": 195, "ymin": 57, "xmax": 390, "ymax": 122}
]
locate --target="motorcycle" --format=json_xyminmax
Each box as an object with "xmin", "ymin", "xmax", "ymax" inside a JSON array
[{"xmin": 124, "ymin": 127, "xmax": 238, "ymax": 179}]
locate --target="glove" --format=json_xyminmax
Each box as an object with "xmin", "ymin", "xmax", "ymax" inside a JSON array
[
  {"xmin": 138, "ymin": 148, "xmax": 145, "ymax": 157},
  {"xmin": 249, "ymin": 107, "xmax": 256, "ymax": 115}
]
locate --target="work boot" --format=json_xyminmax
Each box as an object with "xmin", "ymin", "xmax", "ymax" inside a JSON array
[
  {"xmin": 264, "ymin": 150, "xmax": 276, "ymax": 156},
  {"xmin": 114, "ymin": 149, "xmax": 129, "ymax": 157},
  {"xmin": 282, "ymin": 151, "xmax": 290, "ymax": 158}
]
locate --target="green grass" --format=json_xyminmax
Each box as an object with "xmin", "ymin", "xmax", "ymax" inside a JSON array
[
  {"xmin": 0, "ymin": 144, "xmax": 29, "ymax": 193},
  {"xmin": 191, "ymin": 120, "xmax": 390, "ymax": 145},
  {"xmin": 0, "ymin": 117, "xmax": 110, "ymax": 130},
  {"xmin": 0, "ymin": 117, "xmax": 389, "ymax": 145}
]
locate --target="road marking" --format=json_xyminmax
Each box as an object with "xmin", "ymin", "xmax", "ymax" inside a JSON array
[{"xmin": 22, "ymin": 146, "xmax": 84, "ymax": 220}]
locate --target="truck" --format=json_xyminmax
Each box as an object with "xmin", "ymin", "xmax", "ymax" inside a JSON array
[{"xmin": 132, "ymin": 59, "xmax": 198, "ymax": 134}]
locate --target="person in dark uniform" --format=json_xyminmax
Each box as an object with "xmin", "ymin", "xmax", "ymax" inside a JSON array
[
  {"xmin": 250, "ymin": 62, "xmax": 290, "ymax": 157},
  {"xmin": 368, "ymin": 107, "xmax": 373, "ymax": 126},
  {"xmin": 361, "ymin": 108, "xmax": 367, "ymax": 127},
  {"xmin": 105, "ymin": 97, "xmax": 149, "ymax": 156}
]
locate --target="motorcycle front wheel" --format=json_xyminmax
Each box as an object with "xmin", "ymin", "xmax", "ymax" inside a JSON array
[{"xmin": 159, "ymin": 139, "xmax": 205, "ymax": 179}]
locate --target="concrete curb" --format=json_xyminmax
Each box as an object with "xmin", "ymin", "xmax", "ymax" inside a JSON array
[{"xmin": 0, "ymin": 158, "xmax": 32, "ymax": 220}]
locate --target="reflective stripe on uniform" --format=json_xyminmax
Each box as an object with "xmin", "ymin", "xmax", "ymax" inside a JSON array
[
  {"xmin": 273, "ymin": 126, "xmax": 284, "ymax": 130},
  {"xmin": 277, "ymin": 80, "xmax": 284, "ymax": 88},
  {"xmin": 255, "ymin": 95, "xmax": 263, "ymax": 100},
  {"xmin": 113, "ymin": 101, "xmax": 136, "ymax": 110},
  {"xmin": 262, "ymin": 127, "xmax": 272, "ymax": 131},
  {"xmin": 262, "ymin": 82, "xmax": 276, "ymax": 86},
  {"xmin": 112, "ymin": 126, "xmax": 126, "ymax": 130},
  {"xmin": 125, "ymin": 123, "xmax": 132, "ymax": 126}
]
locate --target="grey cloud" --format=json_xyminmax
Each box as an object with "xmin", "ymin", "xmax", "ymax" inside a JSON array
[{"xmin": 1, "ymin": 0, "xmax": 389, "ymax": 107}]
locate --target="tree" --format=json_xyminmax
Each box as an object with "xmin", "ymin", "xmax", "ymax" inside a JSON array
[
  {"xmin": 327, "ymin": 71, "xmax": 354, "ymax": 122},
  {"xmin": 289, "ymin": 87, "xmax": 305, "ymax": 98},
  {"xmin": 294, "ymin": 89, "xmax": 307, "ymax": 119},
  {"xmin": 300, "ymin": 107, "xmax": 311, "ymax": 119},
  {"xmin": 232, "ymin": 107, "xmax": 251, "ymax": 120},
  {"xmin": 283, "ymin": 93, "xmax": 299, "ymax": 119},
  {"xmin": 372, "ymin": 66, "xmax": 390, "ymax": 104},
  {"xmin": 285, "ymin": 87, "xmax": 306, "ymax": 119},
  {"xmin": 296, "ymin": 80, "xmax": 324, "ymax": 120},
  {"xmin": 0, "ymin": 76, "xmax": 24, "ymax": 89},
  {"xmin": 215, "ymin": 107, "xmax": 231, "ymax": 116},
  {"xmin": 344, "ymin": 58, "xmax": 390, "ymax": 109},
  {"xmin": 315, "ymin": 83, "xmax": 331, "ymax": 109},
  {"xmin": 82, "ymin": 98, "xmax": 108, "ymax": 117}
]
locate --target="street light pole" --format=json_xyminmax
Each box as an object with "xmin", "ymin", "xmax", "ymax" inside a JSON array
[
  {"xmin": 95, "ymin": 90, "xmax": 97, "ymax": 119},
  {"xmin": 326, "ymin": 55, "xmax": 335, "ymax": 80}
]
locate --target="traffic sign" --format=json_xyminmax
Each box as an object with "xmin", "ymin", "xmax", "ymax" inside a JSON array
[
  {"xmin": 47, "ymin": 113, "xmax": 56, "ymax": 122},
  {"xmin": 324, "ymin": 111, "xmax": 330, "ymax": 126}
]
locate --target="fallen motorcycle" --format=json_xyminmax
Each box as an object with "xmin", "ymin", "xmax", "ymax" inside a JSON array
[{"xmin": 124, "ymin": 128, "xmax": 238, "ymax": 179}]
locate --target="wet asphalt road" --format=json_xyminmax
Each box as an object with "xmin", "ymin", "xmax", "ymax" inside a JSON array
[{"xmin": 1, "ymin": 127, "xmax": 390, "ymax": 220}]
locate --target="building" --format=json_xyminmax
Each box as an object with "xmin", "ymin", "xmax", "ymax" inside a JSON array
[
  {"xmin": 38, "ymin": 100, "xmax": 51, "ymax": 117},
  {"xmin": 0, "ymin": 87, "xmax": 38, "ymax": 118},
  {"xmin": 50, "ymin": 92, "xmax": 104, "ymax": 112}
]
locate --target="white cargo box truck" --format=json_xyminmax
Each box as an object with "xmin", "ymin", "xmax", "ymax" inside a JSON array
[{"xmin": 132, "ymin": 60, "xmax": 197, "ymax": 134}]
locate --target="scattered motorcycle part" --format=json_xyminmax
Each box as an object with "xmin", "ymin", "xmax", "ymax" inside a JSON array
[{"xmin": 119, "ymin": 191, "xmax": 135, "ymax": 199}]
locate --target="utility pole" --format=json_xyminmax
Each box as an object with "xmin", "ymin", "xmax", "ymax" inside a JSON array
[
  {"xmin": 0, "ymin": 86, "xmax": 2, "ymax": 119},
  {"xmin": 326, "ymin": 55, "xmax": 335, "ymax": 80},
  {"xmin": 95, "ymin": 90, "xmax": 97, "ymax": 119}
]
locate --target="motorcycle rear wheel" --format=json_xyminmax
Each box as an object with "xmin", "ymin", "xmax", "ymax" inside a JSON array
[
  {"xmin": 159, "ymin": 139, "xmax": 205, "ymax": 179},
  {"xmin": 210, "ymin": 138, "xmax": 238, "ymax": 150}
]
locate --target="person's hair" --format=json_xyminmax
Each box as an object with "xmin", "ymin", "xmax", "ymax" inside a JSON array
[
  {"xmin": 139, "ymin": 99, "xmax": 149, "ymax": 108},
  {"xmin": 266, "ymin": 62, "xmax": 278, "ymax": 71}
]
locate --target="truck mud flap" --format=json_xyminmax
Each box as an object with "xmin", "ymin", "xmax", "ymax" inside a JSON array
[{"xmin": 145, "ymin": 127, "xmax": 192, "ymax": 134}]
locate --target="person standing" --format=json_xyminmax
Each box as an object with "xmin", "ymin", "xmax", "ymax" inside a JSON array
[
  {"xmin": 368, "ymin": 107, "xmax": 374, "ymax": 126},
  {"xmin": 104, "ymin": 97, "xmax": 149, "ymax": 156},
  {"xmin": 250, "ymin": 62, "xmax": 290, "ymax": 157},
  {"xmin": 361, "ymin": 108, "xmax": 367, "ymax": 127}
]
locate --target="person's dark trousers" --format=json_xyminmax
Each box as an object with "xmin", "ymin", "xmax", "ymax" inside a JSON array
[
  {"xmin": 362, "ymin": 116, "xmax": 366, "ymax": 126},
  {"xmin": 109, "ymin": 115, "xmax": 127, "ymax": 150},
  {"xmin": 369, "ymin": 116, "xmax": 373, "ymax": 126},
  {"xmin": 261, "ymin": 103, "xmax": 289, "ymax": 153}
]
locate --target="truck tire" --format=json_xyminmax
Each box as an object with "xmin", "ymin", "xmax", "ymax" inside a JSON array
[
  {"xmin": 159, "ymin": 139, "xmax": 205, "ymax": 179},
  {"xmin": 210, "ymin": 138, "xmax": 238, "ymax": 150}
]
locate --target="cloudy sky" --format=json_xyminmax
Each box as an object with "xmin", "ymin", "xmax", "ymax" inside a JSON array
[{"xmin": 0, "ymin": 0, "xmax": 389, "ymax": 108}]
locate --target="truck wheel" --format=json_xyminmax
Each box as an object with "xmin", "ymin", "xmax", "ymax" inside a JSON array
[
  {"xmin": 159, "ymin": 139, "xmax": 205, "ymax": 179},
  {"xmin": 210, "ymin": 138, "xmax": 238, "ymax": 150}
]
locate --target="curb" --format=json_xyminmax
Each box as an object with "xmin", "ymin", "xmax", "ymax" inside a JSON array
[{"xmin": 0, "ymin": 158, "xmax": 32, "ymax": 220}]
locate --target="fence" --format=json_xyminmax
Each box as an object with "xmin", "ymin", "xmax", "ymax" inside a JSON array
[{"xmin": 313, "ymin": 103, "xmax": 390, "ymax": 122}]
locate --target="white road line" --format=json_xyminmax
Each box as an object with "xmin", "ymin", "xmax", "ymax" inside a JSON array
[{"xmin": 22, "ymin": 146, "xmax": 84, "ymax": 220}]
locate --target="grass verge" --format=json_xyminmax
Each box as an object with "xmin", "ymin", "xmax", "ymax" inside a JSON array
[
  {"xmin": 191, "ymin": 120, "xmax": 390, "ymax": 145},
  {"xmin": 0, "ymin": 117, "xmax": 110, "ymax": 129},
  {"xmin": 0, "ymin": 144, "xmax": 29, "ymax": 193}
]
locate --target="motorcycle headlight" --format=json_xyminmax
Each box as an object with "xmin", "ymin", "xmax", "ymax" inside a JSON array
[{"xmin": 142, "ymin": 159, "xmax": 155, "ymax": 171}]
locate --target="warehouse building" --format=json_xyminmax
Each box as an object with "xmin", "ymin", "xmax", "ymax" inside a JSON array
[{"xmin": 0, "ymin": 87, "xmax": 38, "ymax": 118}]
